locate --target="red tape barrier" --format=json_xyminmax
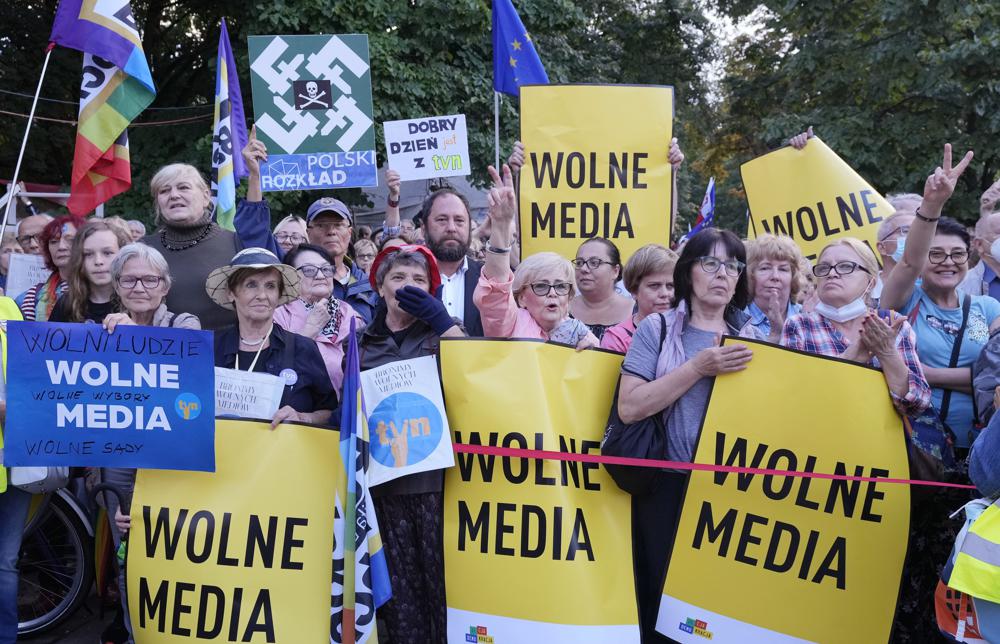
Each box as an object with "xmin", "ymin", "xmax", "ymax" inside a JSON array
[{"xmin": 452, "ymin": 443, "xmax": 977, "ymax": 490}]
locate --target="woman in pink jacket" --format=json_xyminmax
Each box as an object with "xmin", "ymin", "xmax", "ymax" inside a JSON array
[
  {"xmin": 473, "ymin": 165, "xmax": 598, "ymax": 348},
  {"xmin": 274, "ymin": 243, "xmax": 363, "ymax": 391}
]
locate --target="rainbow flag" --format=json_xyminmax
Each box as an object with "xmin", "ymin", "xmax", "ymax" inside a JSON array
[
  {"xmin": 332, "ymin": 318, "xmax": 391, "ymax": 643},
  {"xmin": 211, "ymin": 19, "xmax": 248, "ymax": 231},
  {"xmin": 49, "ymin": 0, "xmax": 155, "ymax": 215}
]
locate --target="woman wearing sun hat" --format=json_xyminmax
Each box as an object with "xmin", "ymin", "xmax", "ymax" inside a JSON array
[{"xmin": 206, "ymin": 247, "xmax": 338, "ymax": 427}]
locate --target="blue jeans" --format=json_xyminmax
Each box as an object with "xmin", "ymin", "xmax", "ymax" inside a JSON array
[{"xmin": 0, "ymin": 486, "xmax": 31, "ymax": 644}]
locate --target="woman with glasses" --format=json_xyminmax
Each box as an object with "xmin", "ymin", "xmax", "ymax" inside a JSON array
[
  {"xmin": 474, "ymin": 165, "xmax": 598, "ymax": 347},
  {"xmin": 272, "ymin": 215, "xmax": 308, "ymax": 254},
  {"xmin": 274, "ymin": 244, "xmax": 363, "ymax": 392},
  {"xmin": 569, "ymin": 238, "xmax": 634, "ymax": 340},
  {"xmin": 353, "ymin": 238, "xmax": 378, "ymax": 274},
  {"xmin": 17, "ymin": 214, "xmax": 85, "ymax": 321},
  {"xmin": 781, "ymin": 238, "xmax": 930, "ymax": 414},
  {"xmin": 616, "ymin": 228, "xmax": 757, "ymax": 641}
]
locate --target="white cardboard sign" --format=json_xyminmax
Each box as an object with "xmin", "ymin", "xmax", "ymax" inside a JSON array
[{"xmin": 383, "ymin": 114, "xmax": 470, "ymax": 181}]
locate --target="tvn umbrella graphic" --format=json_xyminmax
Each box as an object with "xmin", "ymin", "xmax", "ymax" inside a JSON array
[
  {"xmin": 360, "ymin": 355, "xmax": 454, "ymax": 486},
  {"xmin": 248, "ymin": 34, "xmax": 376, "ymax": 191},
  {"xmin": 4, "ymin": 322, "xmax": 216, "ymax": 471}
]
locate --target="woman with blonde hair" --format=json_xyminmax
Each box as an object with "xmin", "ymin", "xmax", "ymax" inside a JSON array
[
  {"xmin": 601, "ymin": 244, "xmax": 677, "ymax": 353},
  {"xmin": 744, "ymin": 233, "xmax": 805, "ymax": 342},
  {"xmin": 272, "ymin": 214, "xmax": 308, "ymax": 254},
  {"xmin": 49, "ymin": 219, "xmax": 132, "ymax": 323},
  {"xmin": 142, "ymin": 163, "xmax": 243, "ymax": 330}
]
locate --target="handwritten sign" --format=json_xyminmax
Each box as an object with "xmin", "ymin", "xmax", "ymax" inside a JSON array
[
  {"xmin": 214, "ymin": 367, "xmax": 285, "ymax": 421},
  {"xmin": 4, "ymin": 321, "xmax": 215, "ymax": 471},
  {"xmin": 383, "ymin": 114, "xmax": 470, "ymax": 181},
  {"xmin": 6, "ymin": 253, "xmax": 51, "ymax": 298},
  {"xmin": 361, "ymin": 355, "xmax": 453, "ymax": 486}
]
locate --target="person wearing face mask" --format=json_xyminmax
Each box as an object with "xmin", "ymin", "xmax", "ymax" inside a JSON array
[
  {"xmin": 601, "ymin": 244, "xmax": 677, "ymax": 354},
  {"xmin": 871, "ymin": 196, "xmax": 919, "ymax": 306},
  {"xmin": 781, "ymin": 237, "xmax": 930, "ymax": 415},
  {"xmin": 958, "ymin": 211, "xmax": 1000, "ymax": 300},
  {"xmin": 474, "ymin": 165, "xmax": 598, "ymax": 349},
  {"xmin": 616, "ymin": 228, "xmax": 758, "ymax": 642},
  {"xmin": 743, "ymin": 233, "xmax": 805, "ymax": 342},
  {"xmin": 570, "ymin": 237, "xmax": 634, "ymax": 340},
  {"xmin": 49, "ymin": 219, "xmax": 133, "ymax": 323}
]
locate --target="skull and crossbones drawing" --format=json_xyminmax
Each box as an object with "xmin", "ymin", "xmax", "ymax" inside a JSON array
[{"xmin": 298, "ymin": 81, "xmax": 329, "ymax": 109}]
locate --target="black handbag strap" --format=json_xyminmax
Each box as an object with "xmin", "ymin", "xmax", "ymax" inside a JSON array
[{"xmin": 939, "ymin": 294, "xmax": 972, "ymax": 422}]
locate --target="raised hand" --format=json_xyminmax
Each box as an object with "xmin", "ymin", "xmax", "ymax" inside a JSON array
[
  {"xmin": 486, "ymin": 164, "xmax": 517, "ymax": 230},
  {"xmin": 242, "ymin": 124, "xmax": 268, "ymax": 176},
  {"xmin": 789, "ymin": 126, "xmax": 814, "ymax": 150},
  {"xmin": 923, "ymin": 143, "xmax": 974, "ymax": 211},
  {"xmin": 669, "ymin": 137, "xmax": 685, "ymax": 170},
  {"xmin": 386, "ymin": 168, "xmax": 401, "ymax": 201},
  {"xmin": 508, "ymin": 141, "xmax": 525, "ymax": 174},
  {"xmin": 980, "ymin": 177, "xmax": 1000, "ymax": 217}
]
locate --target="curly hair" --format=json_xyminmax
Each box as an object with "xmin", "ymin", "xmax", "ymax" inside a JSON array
[{"xmin": 65, "ymin": 218, "xmax": 132, "ymax": 322}]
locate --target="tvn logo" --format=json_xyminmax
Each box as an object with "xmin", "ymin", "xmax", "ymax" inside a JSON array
[
  {"xmin": 465, "ymin": 625, "xmax": 494, "ymax": 643},
  {"xmin": 679, "ymin": 617, "xmax": 713, "ymax": 639}
]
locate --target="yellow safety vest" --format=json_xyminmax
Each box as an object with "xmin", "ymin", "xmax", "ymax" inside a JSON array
[
  {"xmin": 0, "ymin": 296, "xmax": 23, "ymax": 492},
  {"xmin": 950, "ymin": 498, "xmax": 1000, "ymax": 604}
]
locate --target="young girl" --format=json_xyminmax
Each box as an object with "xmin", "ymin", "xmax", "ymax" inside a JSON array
[{"xmin": 49, "ymin": 218, "xmax": 132, "ymax": 323}]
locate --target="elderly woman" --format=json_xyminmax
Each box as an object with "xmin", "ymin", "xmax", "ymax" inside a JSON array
[
  {"xmin": 208, "ymin": 248, "xmax": 337, "ymax": 428},
  {"xmin": 617, "ymin": 228, "xmax": 757, "ymax": 641},
  {"xmin": 744, "ymin": 233, "xmax": 805, "ymax": 341},
  {"xmin": 353, "ymin": 238, "xmax": 377, "ymax": 274},
  {"xmin": 50, "ymin": 219, "xmax": 133, "ymax": 323},
  {"xmin": 474, "ymin": 165, "xmax": 598, "ymax": 348},
  {"xmin": 361, "ymin": 244, "xmax": 462, "ymax": 642},
  {"xmin": 274, "ymin": 244, "xmax": 362, "ymax": 392},
  {"xmin": 273, "ymin": 214, "xmax": 308, "ymax": 254},
  {"xmin": 570, "ymin": 237, "xmax": 634, "ymax": 340},
  {"xmin": 17, "ymin": 214, "xmax": 85, "ymax": 320},
  {"xmin": 143, "ymin": 163, "xmax": 243, "ymax": 330},
  {"xmin": 601, "ymin": 244, "xmax": 677, "ymax": 353}
]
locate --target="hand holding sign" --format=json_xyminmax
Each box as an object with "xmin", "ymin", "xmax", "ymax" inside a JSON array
[
  {"xmin": 922, "ymin": 143, "xmax": 974, "ymax": 214},
  {"xmin": 386, "ymin": 168, "xmax": 401, "ymax": 200},
  {"xmin": 669, "ymin": 137, "xmax": 685, "ymax": 170},
  {"xmin": 691, "ymin": 335, "xmax": 753, "ymax": 376},
  {"xmin": 508, "ymin": 140, "xmax": 525, "ymax": 174},
  {"xmin": 789, "ymin": 126, "xmax": 815, "ymax": 150}
]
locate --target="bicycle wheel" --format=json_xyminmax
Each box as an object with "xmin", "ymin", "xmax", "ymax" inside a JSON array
[{"xmin": 16, "ymin": 492, "xmax": 95, "ymax": 636}]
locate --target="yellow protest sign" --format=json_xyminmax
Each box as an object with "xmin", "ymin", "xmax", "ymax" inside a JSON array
[
  {"xmin": 742, "ymin": 138, "xmax": 893, "ymax": 264},
  {"xmin": 127, "ymin": 419, "xmax": 341, "ymax": 643},
  {"xmin": 519, "ymin": 85, "xmax": 673, "ymax": 262},
  {"xmin": 659, "ymin": 339, "xmax": 909, "ymax": 643},
  {"xmin": 441, "ymin": 339, "xmax": 639, "ymax": 643}
]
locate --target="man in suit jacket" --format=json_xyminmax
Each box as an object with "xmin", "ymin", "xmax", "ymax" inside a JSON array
[{"xmin": 383, "ymin": 172, "xmax": 484, "ymax": 336}]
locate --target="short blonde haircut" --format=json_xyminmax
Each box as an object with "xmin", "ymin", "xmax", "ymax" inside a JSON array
[
  {"xmin": 817, "ymin": 237, "xmax": 880, "ymax": 277},
  {"xmin": 149, "ymin": 164, "xmax": 211, "ymax": 226},
  {"xmin": 622, "ymin": 244, "xmax": 677, "ymax": 294},
  {"xmin": 746, "ymin": 233, "xmax": 805, "ymax": 303},
  {"xmin": 353, "ymin": 238, "xmax": 377, "ymax": 257},
  {"xmin": 274, "ymin": 215, "xmax": 307, "ymax": 235},
  {"xmin": 512, "ymin": 252, "xmax": 575, "ymax": 302}
]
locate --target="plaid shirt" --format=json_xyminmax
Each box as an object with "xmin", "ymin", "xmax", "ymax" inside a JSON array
[{"xmin": 781, "ymin": 310, "xmax": 931, "ymax": 417}]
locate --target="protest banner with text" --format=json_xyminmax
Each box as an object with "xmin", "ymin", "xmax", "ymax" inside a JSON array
[
  {"xmin": 249, "ymin": 34, "xmax": 376, "ymax": 191},
  {"xmin": 361, "ymin": 355, "xmax": 453, "ymax": 487},
  {"xmin": 128, "ymin": 419, "xmax": 341, "ymax": 643},
  {"xmin": 658, "ymin": 339, "xmax": 909, "ymax": 644},
  {"xmin": 519, "ymin": 84, "xmax": 673, "ymax": 262},
  {"xmin": 4, "ymin": 321, "xmax": 215, "ymax": 471},
  {"xmin": 383, "ymin": 114, "xmax": 470, "ymax": 181},
  {"xmin": 742, "ymin": 138, "xmax": 894, "ymax": 264},
  {"xmin": 441, "ymin": 339, "xmax": 640, "ymax": 643},
  {"xmin": 6, "ymin": 253, "xmax": 51, "ymax": 299}
]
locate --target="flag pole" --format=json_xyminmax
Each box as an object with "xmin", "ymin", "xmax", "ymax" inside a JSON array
[
  {"xmin": 3, "ymin": 43, "xmax": 56, "ymax": 233},
  {"xmin": 494, "ymin": 91, "xmax": 501, "ymax": 169}
]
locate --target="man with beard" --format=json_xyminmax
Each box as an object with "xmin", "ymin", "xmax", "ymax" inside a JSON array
[{"xmin": 383, "ymin": 169, "xmax": 484, "ymax": 336}]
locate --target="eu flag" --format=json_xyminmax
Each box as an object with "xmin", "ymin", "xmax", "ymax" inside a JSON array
[{"xmin": 492, "ymin": 0, "xmax": 548, "ymax": 96}]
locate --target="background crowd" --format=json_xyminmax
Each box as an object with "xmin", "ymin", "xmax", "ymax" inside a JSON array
[{"xmin": 2, "ymin": 128, "xmax": 1000, "ymax": 644}]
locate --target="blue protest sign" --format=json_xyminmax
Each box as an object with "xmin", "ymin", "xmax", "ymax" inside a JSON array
[{"xmin": 4, "ymin": 321, "xmax": 216, "ymax": 471}]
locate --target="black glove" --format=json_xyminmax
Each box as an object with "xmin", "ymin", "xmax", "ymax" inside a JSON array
[{"xmin": 394, "ymin": 286, "xmax": 455, "ymax": 335}]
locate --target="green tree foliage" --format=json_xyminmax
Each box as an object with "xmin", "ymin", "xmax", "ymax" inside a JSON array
[{"xmin": 707, "ymin": 0, "xmax": 1000, "ymax": 230}]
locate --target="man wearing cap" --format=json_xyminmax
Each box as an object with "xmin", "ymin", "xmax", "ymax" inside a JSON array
[
  {"xmin": 234, "ymin": 135, "xmax": 379, "ymax": 324},
  {"xmin": 383, "ymin": 169, "xmax": 484, "ymax": 336}
]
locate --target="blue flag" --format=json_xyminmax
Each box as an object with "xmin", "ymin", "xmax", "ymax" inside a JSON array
[
  {"xmin": 492, "ymin": 0, "xmax": 548, "ymax": 96},
  {"xmin": 332, "ymin": 318, "xmax": 391, "ymax": 643},
  {"xmin": 211, "ymin": 19, "xmax": 249, "ymax": 231},
  {"xmin": 682, "ymin": 177, "xmax": 716, "ymax": 243}
]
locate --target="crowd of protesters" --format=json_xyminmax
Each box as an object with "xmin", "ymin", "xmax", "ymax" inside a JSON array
[{"xmin": 2, "ymin": 126, "xmax": 999, "ymax": 644}]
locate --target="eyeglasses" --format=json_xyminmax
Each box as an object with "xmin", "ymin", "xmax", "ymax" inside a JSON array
[
  {"xmin": 275, "ymin": 233, "xmax": 307, "ymax": 244},
  {"xmin": 17, "ymin": 234, "xmax": 40, "ymax": 247},
  {"xmin": 571, "ymin": 257, "xmax": 616, "ymax": 270},
  {"xmin": 118, "ymin": 275, "xmax": 163, "ymax": 289},
  {"xmin": 812, "ymin": 261, "xmax": 872, "ymax": 278},
  {"xmin": 878, "ymin": 225, "xmax": 910, "ymax": 242},
  {"xmin": 928, "ymin": 249, "xmax": 969, "ymax": 265},
  {"xmin": 355, "ymin": 253, "xmax": 376, "ymax": 261},
  {"xmin": 297, "ymin": 264, "xmax": 335, "ymax": 278},
  {"xmin": 309, "ymin": 221, "xmax": 351, "ymax": 232},
  {"xmin": 697, "ymin": 256, "xmax": 745, "ymax": 277},
  {"xmin": 529, "ymin": 282, "xmax": 572, "ymax": 296}
]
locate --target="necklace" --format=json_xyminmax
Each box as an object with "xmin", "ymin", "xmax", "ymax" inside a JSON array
[
  {"xmin": 160, "ymin": 224, "xmax": 212, "ymax": 251},
  {"xmin": 239, "ymin": 333, "xmax": 268, "ymax": 346}
]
